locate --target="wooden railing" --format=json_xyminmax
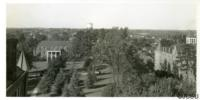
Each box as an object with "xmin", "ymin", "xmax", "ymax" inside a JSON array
[{"xmin": 7, "ymin": 72, "xmax": 27, "ymax": 96}]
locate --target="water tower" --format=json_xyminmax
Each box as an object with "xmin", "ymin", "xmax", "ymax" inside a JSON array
[{"xmin": 87, "ymin": 23, "xmax": 93, "ymax": 29}]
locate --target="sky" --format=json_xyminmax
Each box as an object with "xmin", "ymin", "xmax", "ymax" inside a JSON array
[{"xmin": 6, "ymin": 0, "xmax": 197, "ymax": 29}]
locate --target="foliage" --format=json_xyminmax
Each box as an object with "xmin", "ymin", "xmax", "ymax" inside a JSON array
[
  {"xmin": 37, "ymin": 65, "xmax": 59, "ymax": 94},
  {"xmin": 16, "ymin": 32, "xmax": 47, "ymax": 68},
  {"xmin": 101, "ymin": 29, "xmax": 196, "ymax": 97},
  {"xmin": 7, "ymin": 28, "xmax": 196, "ymax": 97},
  {"xmin": 120, "ymin": 69, "xmax": 193, "ymax": 97},
  {"xmin": 51, "ymin": 32, "xmax": 70, "ymax": 41},
  {"xmin": 148, "ymin": 77, "xmax": 180, "ymax": 96},
  {"xmin": 178, "ymin": 80, "xmax": 196, "ymax": 97},
  {"xmin": 84, "ymin": 72, "xmax": 96, "ymax": 88},
  {"xmin": 96, "ymin": 29, "xmax": 130, "ymax": 87},
  {"xmin": 120, "ymin": 64, "xmax": 195, "ymax": 97},
  {"xmin": 121, "ymin": 69, "xmax": 157, "ymax": 96},
  {"xmin": 102, "ymin": 83, "xmax": 117, "ymax": 97},
  {"xmin": 62, "ymin": 70, "xmax": 82, "ymax": 96},
  {"xmin": 37, "ymin": 57, "xmax": 65, "ymax": 94},
  {"xmin": 146, "ymin": 60, "xmax": 154, "ymax": 72},
  {"xmin": 160, "ymin": 39, "xmax": 175, "ymax": 47},
  {"xmin": 83, "ymin": 57, "xmax": 93, "ymax": 71},
  {"xmin": 83, "ymin": 57, "xmax": 97, "ymax": 88},
  {"xmin": 49, "ymin": 68, "xmax": 66, "ymax": 96},
  {"xmin": 71, "ymin": 30, "xmax": 98, "ymax": 59},
  {"xmin": 60, "ymin": 71, "xmax": 73, "ymax": 96},
  {"xmin": 125, "ymin": 40, "xmax": 151, "ymax": 74},
  {"xmin": 176, "ymin": 44, "xmax": 196, "ymax": 77}
]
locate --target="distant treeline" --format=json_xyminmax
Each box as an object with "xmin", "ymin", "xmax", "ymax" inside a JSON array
[
  {"xmin": 129, "ymin": 29, "xmax": 196, "ymax": 36},
  {"xmin": 7, "ymin": 28, "xmax": 196, "ymax": 36}
]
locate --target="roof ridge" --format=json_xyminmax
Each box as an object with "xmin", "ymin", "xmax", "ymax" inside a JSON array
[{"xmin": 38, "ymin": 40, "xmax": 68, "ymax": 47}]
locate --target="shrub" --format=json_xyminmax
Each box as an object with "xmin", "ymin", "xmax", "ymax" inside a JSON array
[
  {"xmin": 36, "ymin": 57, "xmax": 65, "ymax": 95},
  {"xmin": 49, "ymin": 68, "xmax": 66, "ymax": 96},
  {"xmin": 84, "ymin": 72, "xmax": 96, "ymax": 88},
  {"xmin": 102, "ymin": 83, "xmax": 116, "ymax": 97},
  {"xmin": 62, "ymin": 70, "xmax": 82, "ymax": 96},
  {"xmin": 37, "ymin": 66, "xmax": 59, "ymax": 94}
]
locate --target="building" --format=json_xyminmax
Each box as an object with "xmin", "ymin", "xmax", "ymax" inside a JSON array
[
  {"xmin": 7, "ymin": 38, "xmax": 28, "ymax": 96},
  {"xmin": 154, "ymin": 41, "xmax": 177, "ymax": 72},
  {"xmin": 186, "ymin": 34, "xmax": 196, "ymax": 44},
  {"xmin": 34, "ymin": 41, "xmax": 71, "ymax": 61},
  {"xmin": 154, "ymin": 40, "xmax": 195, "ymax": 83}
]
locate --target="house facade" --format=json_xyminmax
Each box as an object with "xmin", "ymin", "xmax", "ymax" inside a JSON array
[
  {"xmin": 154, "ymin": 43, "xmax": 177, "ymax": 72},
  {"xmin": 154, "ymin": 41, "xmax": 195, "ymax": 83},
  {"xmin": 34, "ymin": 41, "xmax": 71, "ymax": 61},
  {"xmin": 186, "ymin": 34, "xmax": 196, "ymax": 44}
]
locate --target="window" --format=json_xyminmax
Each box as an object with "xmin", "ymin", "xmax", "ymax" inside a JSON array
[
  {"xmin": 56, "ymin": 52, "xmax": 59, "ymax": 56},
  {"xmin": 52, "ymin": 52, "xmax": 55, "ymax": 55},
  {"xmin": 16, "ymin": 87, "xmax": 21, "ymax": 96},
  {"xmin": 193, "ymin": 38, "xmax": 196, "ymax": 44}
]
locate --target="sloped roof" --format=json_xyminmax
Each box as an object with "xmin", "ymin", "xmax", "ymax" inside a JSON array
[
  {"xmin": 37, "ymin": 40, "xmax": 68, "ymax": 47},
  {"xmin": 186, "ymin": 34, "xmax": 196, "ymax": 38},
  {"xmin": 185, "ymin": 31, "xmax": 196, "ymax": 37},
  {"xmin": 17, "ymin": 52, "xmax": 29, "ymax": 71},
  {"xmin": 160, "ymin": 39, "xmax": 175, "ymax": 47}
]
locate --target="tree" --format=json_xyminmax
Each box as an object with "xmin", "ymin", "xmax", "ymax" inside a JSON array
[
  {"xmin": 49, "ymin": 68, "xmax": 66, "ymax": 96},
  {"xmin": 148, "ymin": 77, "xmax": 180, "ymax": 96},
  {"xmin": 84, "ymin": 72, "xmax": 96, "ymax": 88},
  {"xmin": 71, "ymin": 30, "xmax": 97, "ymax": 59},
  {"xmin": 146, "ymin": 60, "xmax": 154, "ymax": 72},
  {"xmin": 102, "ymin": 83, "xmax": 117, "ymax": 97},
  {"xmin": 36, "ymin": 57, "xmax": 65, "ymax": 95},
  {"xmin": 176, "ymin": 44, "xmax": 196, "ymax": 78},
  {"xmin": 62, "ymin": 70, "xmax": 82, "ymax": 96}
]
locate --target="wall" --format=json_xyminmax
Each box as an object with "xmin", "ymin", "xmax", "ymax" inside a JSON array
[{"xmin": 154, "ymin": 46, "xmax": 177, "ymax": 72}]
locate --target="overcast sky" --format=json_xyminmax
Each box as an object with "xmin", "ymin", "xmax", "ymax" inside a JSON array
[{"xmin": 7, "ymin": 0, "xmax": 197, "ymax": 29}]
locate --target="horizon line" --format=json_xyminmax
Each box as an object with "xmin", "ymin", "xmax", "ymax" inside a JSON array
[{"xmin": 6, "ymin": 27, "xmax": 196, "ymax": 31}]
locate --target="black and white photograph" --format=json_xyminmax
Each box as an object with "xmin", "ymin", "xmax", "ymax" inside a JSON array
[{"xmin": 5, "ymin": 0, "xmax": 199, "ymax": 98}]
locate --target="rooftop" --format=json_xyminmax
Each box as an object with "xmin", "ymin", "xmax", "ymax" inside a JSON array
[
  {"xmin": 37, "ymin": 40, "xmax": 69, "ymax": 47},
  {"xmin": 186, "ymin": 32, "xmax": 196, "ymax": 38},
  {"xmin": 160, "ymin": 39, "xmax": 175, "ymax": 47}
]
